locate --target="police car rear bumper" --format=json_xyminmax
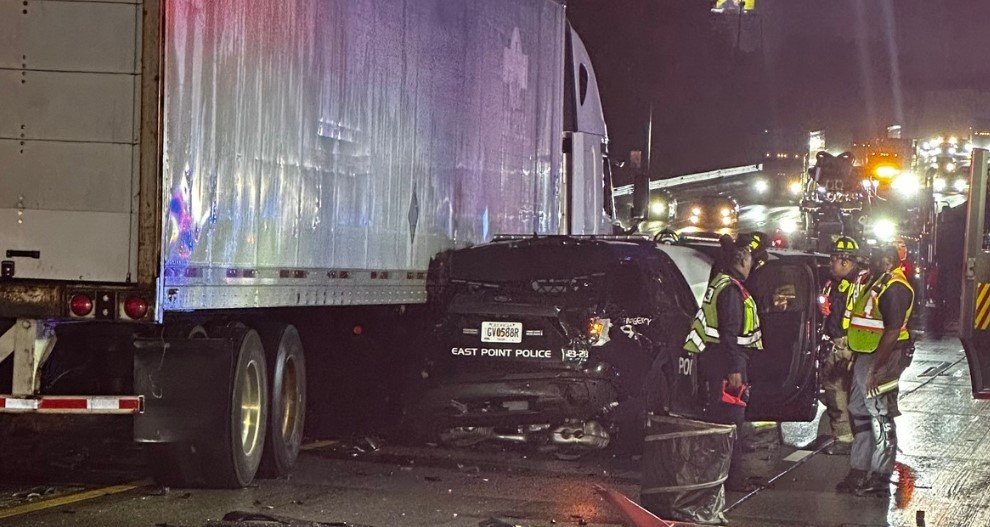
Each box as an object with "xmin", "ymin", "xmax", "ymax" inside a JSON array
[{"xmin": 412, "ymin": 371, "xmax": 619, "ymax": 428}]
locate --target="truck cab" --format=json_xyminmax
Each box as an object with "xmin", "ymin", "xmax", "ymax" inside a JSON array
[{"xmin": 410, "ymin": 235, "xmax": 825, "ymax": 455}]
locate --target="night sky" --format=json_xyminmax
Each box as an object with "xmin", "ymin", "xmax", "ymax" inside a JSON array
[{"xmin": 567, "ymin": 0, "xmax": 990, "ymax": 177}]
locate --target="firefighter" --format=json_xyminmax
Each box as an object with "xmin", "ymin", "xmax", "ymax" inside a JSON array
[
  {"xmin": 816, "ymin": 236, "xmax": 871, "ymax": 454},
  {"xmin": 684, "ymin": 234, "xmax": 763, "ymax": 490},
  {"xmin": 836, "ymin": 244, "xmax": 915, "ymax": 496}
]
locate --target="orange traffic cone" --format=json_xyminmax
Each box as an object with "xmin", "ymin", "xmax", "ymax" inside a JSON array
[{"xmin": 594, "ymin": 485, "xmax": 703, "ymax": 527}]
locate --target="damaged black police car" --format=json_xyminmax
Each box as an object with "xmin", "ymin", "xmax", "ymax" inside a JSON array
[{"xmin": 407, "ymin": 234, "xmax": 826, "ymax": 457}]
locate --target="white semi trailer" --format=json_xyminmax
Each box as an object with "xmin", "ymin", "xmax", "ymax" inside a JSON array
[{"xmin": 0, "ymin": 0, "xmax": 614, "ymax": 487}]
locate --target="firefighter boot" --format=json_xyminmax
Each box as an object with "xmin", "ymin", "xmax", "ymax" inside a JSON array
[
  {"xmin": 855, "ymin": 472, "xmax": 893, "ymax": 497},
  {"xmin": 835, "ymin": 469, "xmax": 867, "ymax": 493}
]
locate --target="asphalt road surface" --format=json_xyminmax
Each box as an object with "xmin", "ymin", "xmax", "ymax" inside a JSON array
[{"xmin": 1, "ymin": 337, "xmax": 988, "ymax": 527}]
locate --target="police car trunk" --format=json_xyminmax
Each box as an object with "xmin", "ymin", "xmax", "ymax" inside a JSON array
[{"xmin": 415, "ymin": 236, "xmax": 692, "ymax": 435}]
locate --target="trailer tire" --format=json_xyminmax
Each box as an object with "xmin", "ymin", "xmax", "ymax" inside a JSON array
[
  {"xmin": 204, "ymin": 325, "xmax": 269, "ymax": 488},
  {"xmin": 257, "ymin": 324, "xmax": 306, "ymax": 478}
]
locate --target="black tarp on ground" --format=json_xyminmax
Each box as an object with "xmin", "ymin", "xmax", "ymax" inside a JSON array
[{"xmin": 640, "ymin": 415, "xmax": 735, "ymax": 525}]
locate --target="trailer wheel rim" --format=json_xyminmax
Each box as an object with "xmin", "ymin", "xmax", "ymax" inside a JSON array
[
  {"xmin": 280, "ymin": 356, "xmax": 300, "ymax": 442},
  {"xmin": 241, "ymin": 359, "xmax": 263, "ymax": 456}
]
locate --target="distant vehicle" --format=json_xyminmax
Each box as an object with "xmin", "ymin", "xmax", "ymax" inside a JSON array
[
  {"xmin": 681, "ymin": 196, "xmax": 739, "ymax": 231},
  {"xmin": 931, "ymin": 163, "xmax": 971, "ymax": 196},
  {"xmin": 751, "ymin": 175, "xmax": 805, "ymax": 205},
  {"xmin": 408, "ymin": 235, "xmax": 826, "ymax": 456}
]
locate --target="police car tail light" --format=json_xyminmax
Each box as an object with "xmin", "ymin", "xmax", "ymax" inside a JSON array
[{"xmin": 586, "ymin": 317, "xmax": 611, "ymax": 346}]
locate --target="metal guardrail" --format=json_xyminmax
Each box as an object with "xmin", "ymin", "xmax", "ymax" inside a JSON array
[{"xmin": 612, "ymin": 164, "xmax": 763, "ymax": 196}]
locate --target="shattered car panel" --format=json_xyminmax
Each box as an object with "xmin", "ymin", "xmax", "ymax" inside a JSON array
[{"xmin": 411, "ymin": 236, "xmax": 696, "ymax": 452}]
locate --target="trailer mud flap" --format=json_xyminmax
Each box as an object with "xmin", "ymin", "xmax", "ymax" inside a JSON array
[{"xmin": 133, "ymin": 337, "xmax": 235, "ymax": 442}]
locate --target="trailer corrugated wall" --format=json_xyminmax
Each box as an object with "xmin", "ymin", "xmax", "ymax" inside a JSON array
[{"xmin": 160, "ymin": 0, "xmax": 566, "ymax": 312}]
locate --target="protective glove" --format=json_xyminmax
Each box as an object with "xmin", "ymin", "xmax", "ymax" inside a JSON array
[{"xmin": 833, "ymin": 336, "xmax": 853, "ymax": 361}]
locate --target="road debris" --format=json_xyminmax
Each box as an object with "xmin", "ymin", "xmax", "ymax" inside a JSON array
[
  {"xmin": 204, "ymin": 511, "xmax": 374, "ymax": 526},
  {"xmin": 12, "ymin": 486, "xmax": 56, "ymax": 500}
]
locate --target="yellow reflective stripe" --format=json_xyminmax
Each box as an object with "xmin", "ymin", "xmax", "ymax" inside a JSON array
[
  {"xmin": 737, "ymin": 331, "xmax": 762, "ymax": 345},
  {"xmin": 685, "ymin": 330, "xmax": 706, "ymax": 353},
  {"xmin": 867, "ymin": 379, "xmax": 900, "ymax": 398}
]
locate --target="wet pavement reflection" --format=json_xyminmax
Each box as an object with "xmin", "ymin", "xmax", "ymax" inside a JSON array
[{"xmin": 2, "ymin": 337, "xmax": 988, "ymax": 526}]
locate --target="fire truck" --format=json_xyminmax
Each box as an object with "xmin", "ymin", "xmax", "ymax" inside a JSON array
[{"xmin": 802, "ymin": 146, "xmax": 934, "ymax": 313}]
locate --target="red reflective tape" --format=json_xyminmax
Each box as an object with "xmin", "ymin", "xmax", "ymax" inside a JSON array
[
  {"xmin": 119, "ymin": 398, "xmax": 141, "ymax": 411},
  {"xmin": 39, "ymin": 398, "xmax": 88, "ymax": 410},
  {"xmin": 0, "ymin": 397, "xmax": 5, "ymax": 408}
]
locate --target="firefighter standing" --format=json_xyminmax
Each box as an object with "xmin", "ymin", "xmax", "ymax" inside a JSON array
[
  {"xmin": 684, "ymin": 234, "xmax": 763, "ymax": 490},
  {"xmin": 816, "ymin": 236, "xmax": 868, "ymax": 455},
  {"xmin": 836, "ymin": 244, "xmax": 915, "ymax": 496}
]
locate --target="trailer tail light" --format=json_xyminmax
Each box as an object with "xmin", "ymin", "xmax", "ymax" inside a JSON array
[
  {"xmin": 123, "ymin": 296, "xmax": 150, "ymax": 320},
  {"xmin": 70, "ymin": 294, "xmax": 94, "ymax": 317}
]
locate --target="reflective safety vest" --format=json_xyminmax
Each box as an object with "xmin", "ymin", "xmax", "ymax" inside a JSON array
[
  {"xmin": 684, "ymin": 273, "xmax": 763, "ymax": 354},
  {"xmin": 847, "ymin": 268, "xmax": 913, "ymax": 353},
  {"xmin": 820, "ymin": 269, "xmax": 868, "ymax": 328},
  {"xmin": 838, "ymin": 269, "xmax": 871, "ymax": 330}
]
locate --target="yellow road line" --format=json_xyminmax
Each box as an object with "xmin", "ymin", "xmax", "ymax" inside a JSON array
[
  {"xmin": 0, "ymin": 479, "xmax": 152, "ymax": 520},
  {"xmin": 300, "ymin": 439, "xmax": 339, "ymax": 451},
  {"xmin": 0, "ymin": 439, "xmax": 338, "ymax": 519}
]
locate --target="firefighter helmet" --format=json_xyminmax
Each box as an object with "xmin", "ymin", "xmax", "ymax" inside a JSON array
[{"xmin": 832, "ymin": 236, "xmax": 860, "ymax": 256}]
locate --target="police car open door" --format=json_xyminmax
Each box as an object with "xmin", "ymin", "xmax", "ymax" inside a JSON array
[
  {"xmin": 744, "ymin": 258, "xmax": 821, "ymax": 421},
  {"xmin": 960, "ymin": 149, "xmax": 990, "ymax": 398}
]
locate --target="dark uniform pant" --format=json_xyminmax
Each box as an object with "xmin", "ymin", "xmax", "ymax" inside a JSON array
[
  {"xmin": 704, "ymin": 377, "xmax": 747, "ymax": 485},
  {"xmin": 847, "ymin": 344, "xmax": 914, "ymax": 476},
  {"xmin": 818, "ymin": 341, "xmax": 854, "ymax": 441}
]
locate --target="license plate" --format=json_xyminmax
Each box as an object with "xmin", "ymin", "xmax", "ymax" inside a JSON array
[{"xmin": 480, "ymin": 321, "xmax": 523, "ymax": 343}]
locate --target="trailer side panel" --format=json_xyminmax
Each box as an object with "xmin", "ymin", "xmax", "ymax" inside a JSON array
[{"xmin": 161, "ymin": 0, "xmax": 566, "ymax": 313}]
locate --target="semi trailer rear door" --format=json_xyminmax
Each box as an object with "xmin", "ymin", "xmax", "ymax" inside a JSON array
[{"xmin": 0, "ymin": 0, "xmax": 142, "ymax": 282}]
